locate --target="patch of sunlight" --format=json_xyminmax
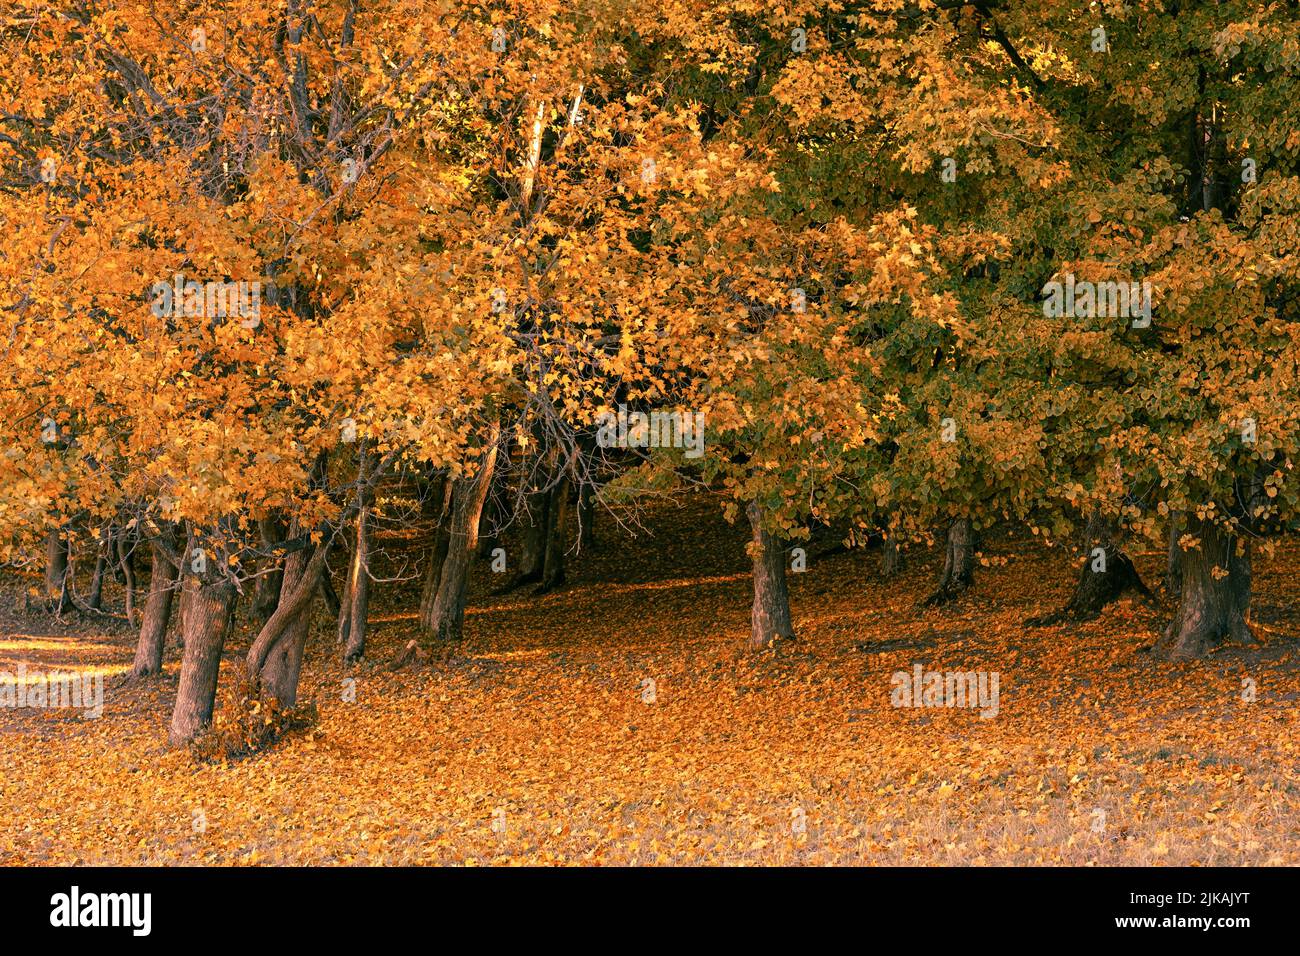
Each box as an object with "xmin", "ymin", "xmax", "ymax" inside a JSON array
[
  {"xmin": 614, "ymin": 572, "xmax": 749, "ymax": 592},
  {"xmin": 0, "ymin": 636, "xmax": 121, "ymax": 653},
  {"xmin": 474, "ymin": 649, "xmax": 551, "ymax": 661},
  {"xmin": 468, "ymin": 572, "xmax": 751, "ymax": 615},
  {"xmin": 0, "ymin": 662, "xmax": 128, "ymax": 681}
]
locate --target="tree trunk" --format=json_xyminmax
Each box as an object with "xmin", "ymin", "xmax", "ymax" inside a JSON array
[
  {"xmin": 258, "ymin": 545, "xmax": 317, "ymax": 706},
  {"xmin": 336, "ymin": 572, "xmax": 350, "ymax": 646},
  {"xmin": 537, "ymin": 475, "xmax": 571, "ymax": 593},
  {"xmin": 476, "ymin": 482, "xmax": 502, "ymax": 559},
  {"xmin": 244, "ymin": 451, "xmax": 334, "ymax": 705},
  {"xmin": 244, "ymin": 531, "xmax": 331, "ymax": 703},
  {"xmin": 1154, "ymin": 517, "xmax": 1253, "ymax": 660},
  {"xmin": 130, "ymin": 539, "xmax": 180, "ymax": 678},
  {"xmin": 251, "ymin": 515, "xmax": 286, "ymax": 624},
  {"xmin": 513, "ymin": 484, "xmax": 550, "ymax": 589},
  {"xmin": 168, "ymin": 566, "xmax": 236, "ymax": 747},
  {"xmin": 172, "ymin": 584, "xmax": 191, "ymax": 651},
  {"xmin": 44, "ymin": 529, "xmax": 71, "ymax": 612},
  {"xmin": 117, "ymin": 530, "xmax": 138, "ymax": 626},
  {"xmin": 87, "ymin": 531, "xmax": 111, "ymax": 611},
  {"xmin": 319, "ymin": 570, "xmax": 342, "ymax": 617},
  {"xmin": 417, "ymin": 476, "xmax": 454, "ymax": 629},
  {"xmin": 1027, "ymin": 512, "xmax": 1151, "ymax": 626},
  {"xmin": 923, "ymin": 517, "xmax": 975, "ymax": 606},
  {"xmin": 577, "ymin": 482, "xmax": 596, "ymax": 550},
  {"xmin": 747, "ymin": 500, "xmax": 794, "ymax": 649},
  {"xmin": 1166, "ymin": 519, "xmax": 1183, "ymax": 596},
  {"xmin": 418, "ymin": 524, "xmax": 452, "ymax": 629},
  {"xmin": 338, "ymin": 505, "xmax": 370, "ymax": 662},
  {"xmin": 880, "ymin": 535, "xmax": 902, "ymax": 578},
  {"xmin": 426, "ymin": 434, "xmax": 499, "ymax": 642}
]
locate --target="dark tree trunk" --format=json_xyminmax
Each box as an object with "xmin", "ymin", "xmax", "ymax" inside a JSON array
[
  {"xmin": 172, "ymin": 583, "xmax": 191, "ymax": 651},
  {"xmin": 249, "ymin": 450, "xmax": 337, "ymax": 700},
  {"xmin": 130, "ymin": 539, "xmax": 179, "ymax": 678},
  {"xmin": 258, "ymin": 545, "xmax": 316, "ymax": 706},
  {"xmin": 512, "ymin": 484, "xmax": 550, "ymax": 589},
  {"xmin": 1154, "ymin": 518, "xmax": 1253, "ymax": 660},
  {"xmin": 168, "ymin": 566, "xmax": 236, "ymax": 747},
  {"xmin": 244, "ymin": 519, "xmax": 332, "ymax": 707},
  {"xmin": 417, "ymin": 477, "xmax": 454, "ymax": 630},
  {"xmin": 747, "ymin": 500, "xmax": 794, "ymax": 649},
  {"xmin": 319, "ymin": 566, "xmax": 341, "ymax": 616},
  {"xmin": 87, "ymin": 531, "xmax": 110, "ymax": 611},
  {"xmin": 426, "ymin": 435, "xmax": 499, "ymax": 642},
  {"xmin": 476, "ymin": 482, "xmax": 502, "ymax": 559},
  {"xmin": 418, "ymin": 524, "xmax": 453, "ymax": 630},
  {"xmin": 576, "ymin": 482, "xmax": 596, "ymax": 550},
  {"xmin": 923, "ymin": 517, "xmax": 975, "ymax": 606},
  {"xmin": 117, "ymin": 530, "xmax": 138, "ymax": 626},
  {"xmin": 537, "ymin": 475, "xmax": 571, "ymax": 593},
  {"xmin": 335, "ymin": 571, "xmax": 349, "ymax": 645},
  {"xmin": 420, "ymin": 468, "xmax": 445, "ymax": 518},
  {"xmin": 251, "ymin": 515, "xmax": 286, "ymax": 624},
  {"xmin": 1166, "ymin": 519, "xmax": 1183, "ymax": 596},
  {"xmin": 338, "ymin": 442, "xmax": 374, "ymax": 665},
  {"xmin": 880, "ymin": 535, "xmax": 902, "ymax": 578},
  {"xmin": 44, "ymin": 529, "xmax": 71, "ymax": 612},
  {"xmin": 338, "ymin": 505, "xmax": 370, "ymax": 662},
  {"xmin": 1027, "ymin": 512, "xmax": 1151, "ymax": 626}
]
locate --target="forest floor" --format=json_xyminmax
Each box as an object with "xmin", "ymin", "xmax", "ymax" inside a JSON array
[{"xmin": 1, "ymin": 496, "xmax": 1298, "ymax": 865}]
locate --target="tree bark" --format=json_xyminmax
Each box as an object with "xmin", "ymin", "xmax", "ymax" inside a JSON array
[
  {"xmin": 172, "ymin": 584, "xmax": 191, "ymax": 651},
  {"xmin": 247, "ymin": 448, "xmax": 343, "ymax": 702},
  {"xmin": 338, "ymin": 505, "xmax": 370, "ymax": 662},
  {"xmin": 923, "ymin": 517, "xmax": 975, "ymax": 606},
  {"xmin": 880, "ymin": 535, "xmax": 902, "ymax": 578},
  {"xmin": 747, "ymin": 500, "xmax": 794, "ymax": 649},
  {"xmin": 577, "ymin": 482, "xmax": 596, "ymax": 550},
  {"xmin": 476, "ymin": 482, "xmax": 502, "ymax": 558},
  {"xmin": 168, "ymin": 565, "xmax": 236, "ymax": 747},
  {"xmin": 44, "ymin": 528, "xmax": 71, "ymax": 612},
  {"xmin": 418, "ymin": 524, "xmax": 452, "ymax": 629},
  {"xmin": 1166, "ymin": 519, "xmax": 1183, "ymax": 596},
  {"xmin": 1154, "ymin": 517, "xmax": 1253, "ymax": 660},
  {"xmin": 258, "ymin": 544, "xmax": 317, "ymax": 706},
  {"xmin": 117, "ymin": 529, "xmax": 138, "ymax": 626},
  {"xmin": 426, "ymin": 434, "xmax": 499, "ymax": 642},
  {"xmin": 251, "ymin": 515, "xmax": 286, "ymax": 624},
  {"xmin": 1027, "ymin": 512, "xmax": 1151, "ymax": 626},
  {"xmin": 513, "ymin": 484, "xmax": 550, "ymax": 589},
  {"xmin": 319, "ymin": 564, "xmax": 342, "ymax": 616},
  {"xmin": 130, "ymin": 539, "xmax": 180, "ymax": 677},
  {"xmin": 87, "ymin": 531, "xmax": 110, "ymax": 611},
  {"xmin": 417, "ymin": 476, "xmax": 453, "ymax": 629},
  {"xmin": 537, "ymin": 474, "xmax": 571, "ymax": 593},
  {"xmin": 245, "ymin": 531, "xmax": 333, "ymax": 705}
]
